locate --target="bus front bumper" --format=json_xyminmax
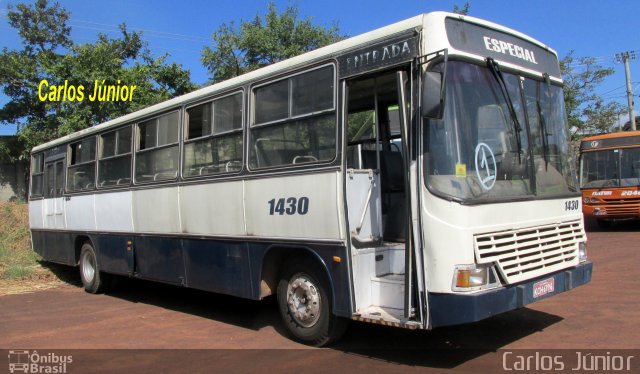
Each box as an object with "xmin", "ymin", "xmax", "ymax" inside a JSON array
[{"xmin": 427, "ymin": 261, "xmax": 593, "ymax": 328}]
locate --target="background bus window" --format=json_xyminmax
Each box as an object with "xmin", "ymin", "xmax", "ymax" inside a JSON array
[
  {"xmin": 135, "ymin": 111, "xmax": 180, "ymax": 182},
  {"xmin": 620, "ymin": 147, "xmax": 640, "ymax": 187},
  {"xmin": 98, "ymin": 126, "xmax": 132, "ymax": 187},
  {"xmin": 67, "ymin": 137, "xmax": 96, "ymax": 191},
  {"xmin": 580, "ymin": 149, "xmax": 620, "ymax": 188},
  {"xmin": 30, "ymin": 153, "xmax": 44, "ymax": 197},
  {"xmin": 183, "ymin": 92, "xmax": 243, "ymax": 177},
  {"xmin": 250, "ymin": 65, "xmax": 336, "ymax": 169}
]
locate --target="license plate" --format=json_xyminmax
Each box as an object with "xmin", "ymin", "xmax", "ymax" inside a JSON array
[{"xmin": 533, "ymin": 278, "xmax": 555, "ymax": 298}]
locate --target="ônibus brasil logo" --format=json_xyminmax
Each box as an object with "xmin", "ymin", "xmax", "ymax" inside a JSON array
[{"xmin": 8, "ymin": 350, "xmax": 73, "ymax": 373}]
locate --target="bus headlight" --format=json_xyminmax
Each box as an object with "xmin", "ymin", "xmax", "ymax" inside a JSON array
[
  {"xmin": 452, "ymin": 264, "xmax": 501, "ymax": 292},
  {"xmin": 578, "ymin": 242, "xmax": 588, "ymax": 262}
]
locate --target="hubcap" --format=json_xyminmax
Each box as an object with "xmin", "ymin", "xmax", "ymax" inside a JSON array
[
  {"xmin": 81, "ymin": 250, "xmax": 96, "ymax": 284},
  {"xmin": 286, "ymin": 274, "xmax": 321, "ymax": 328}
]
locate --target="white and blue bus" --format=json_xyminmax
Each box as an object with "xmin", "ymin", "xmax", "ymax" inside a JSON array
[{"xmin": 29, "ymin": 12, "xmax": 592, "ymax": 346}]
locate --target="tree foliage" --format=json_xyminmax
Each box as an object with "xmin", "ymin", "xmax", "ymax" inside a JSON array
[
  {"xmin": 0, "ymin": 0, "xmax": 197, "ymax": 157},
  {"xmin": 201, "ymin": 1, "xmax": 344, "ymax": 83},
  {"xmin": 453, "ymin": 2, "xmax": 471, "ymax": 15},
  {"xmin": 560, "ymin": 51, "xmax": 622, "ymax": 137}
]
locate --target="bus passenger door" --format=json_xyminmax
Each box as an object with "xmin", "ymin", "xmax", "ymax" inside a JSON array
[
  {"xmin": 344, "ymin": 68, "xmax": 424, "ymax": 326},
  {"xmin": 44, "ymin": 159, "xmax": 66, "ymax": 229},
  {"xmin": 345, "ymin": 71, "xmax": 407, "ymax": 244}
]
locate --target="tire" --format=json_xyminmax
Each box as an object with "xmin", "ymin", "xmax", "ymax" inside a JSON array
[
  {"xmin": 597, "ymin": 219, "xmax": 612, "ymax": 230},
  {"xmin": 276, "ymin": 258, "xmax": 348, "ymax": 346},
  {"xmin": 79, "ymin": 242, "xmax": 108, "ymax": 294}
]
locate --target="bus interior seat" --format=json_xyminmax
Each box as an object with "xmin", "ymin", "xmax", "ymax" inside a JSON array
[
  {"xmin": 361, "ymin": 149, "xmax": 406, "ymax": 242},
  {"xmin": 225, "ymin": 160, "xmax": 242, "ymax": 172},
  {"xmin": 477, "ymin": 104, "xmax": 522, "ymax": 179},
  {"xmin": 361, "ymin": 150, "xmax": 405, "ymax": 193},
  {"xmin": 255, "ymin": 139, "xmax": 308, "ymax": 168},
  {"xmin": 477, "ymin": 105, "xmax": 507, "ymax": 155},
  {"xmin": 292, "ymin": 155, "xmax": 318, "ymax": 164}
]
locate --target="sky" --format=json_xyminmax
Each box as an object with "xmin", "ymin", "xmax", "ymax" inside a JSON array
[{"xmin": 0, "ymin": 0, "xmax": 638, "ymax": 135}]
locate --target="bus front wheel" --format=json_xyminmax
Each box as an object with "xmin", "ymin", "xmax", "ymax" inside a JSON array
[
  {"xmin": 276, "ymin": 258, "xmax": 347, "ymax": 346},
  {"xmin": 79, "ymin": 242, "xmax": 108, "ymax": 294},
  {"xmin": 596, "ymin": 219, "xmax": 613, "ymax": 229}
]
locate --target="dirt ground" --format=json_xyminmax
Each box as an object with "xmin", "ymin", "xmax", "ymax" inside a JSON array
[{"xmin": 1, "ymin": 219, "xmax": 638, "ymax": 373}]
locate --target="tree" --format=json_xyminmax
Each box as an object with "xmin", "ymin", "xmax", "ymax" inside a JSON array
[
  {"xmin": 201, "ymin": 1, "xmax": 344, "ymax": 83},
  {"xmin": 0, "ymin": 0, "xmax": 71, "ymax": 153},
  {"xmin": 560, "ymin": 51, "xmax": 622, "ymax": 137},
  {"xmin": 0, "ymin": 0, "xmax": 197, "ymax": 157},
  {"xmin": 453, "ymin": 2, "xmax": 471, "ymax": 15}
]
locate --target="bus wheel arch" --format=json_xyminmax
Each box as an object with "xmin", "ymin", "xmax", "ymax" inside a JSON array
[
  {"xmin": 77, "ymin": 238, "xmax": 108, "ymax": 294},
  {"xmin": 74, "ymin": 235, "xmax": 92, "ymax": 265},
  {"xmin": 259, "ymin": 246, "xmax": 332, "ymax": 299},
  {"xmin": 262, "ymin": 247, "xmax": 347, "ymax": 346}
]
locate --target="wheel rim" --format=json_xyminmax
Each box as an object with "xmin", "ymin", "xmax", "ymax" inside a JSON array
[
  {"xmin": 81, "ymin": 250, "xmax": 96, "ymax": 284},
  {"xmin": 286, "ymin": 274, "xmax": 321, "ymax": 328}
]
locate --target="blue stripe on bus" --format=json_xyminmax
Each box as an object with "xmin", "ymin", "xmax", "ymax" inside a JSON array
[
  {"xmin": 427, "ymin": 261, "xmax": 593, "ymax": 328},
  {"xmin": 31, "ymin": 230, "xmax": 352, "ymax": 318}
]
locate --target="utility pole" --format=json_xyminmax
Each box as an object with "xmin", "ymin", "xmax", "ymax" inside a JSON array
[
  {"xmin": 615, "ymin": 51, "xmax": 636, "ymax": 131},
  {"xmin": 618, "ymin": 112, "xmax": 622, "ymax": 132}
]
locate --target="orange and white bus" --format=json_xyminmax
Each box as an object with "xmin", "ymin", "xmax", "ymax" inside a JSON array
[{"xmin": 579, "ymin": 131, "xmax": 640, "ymax": 227}]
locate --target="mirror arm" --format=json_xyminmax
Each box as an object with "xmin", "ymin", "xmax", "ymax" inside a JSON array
[{"xmin": 419, "ymin": 49, "xmax": 448, "ymax": 119}]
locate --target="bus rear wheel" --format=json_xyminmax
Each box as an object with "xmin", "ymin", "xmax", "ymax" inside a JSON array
[
  {"xmin": 276, "ymin": 259, "xmax": 347, "ymax": 346},
  {"xmin": 79, "ymin": 242, "xmax": 108, "ymax": 294}
]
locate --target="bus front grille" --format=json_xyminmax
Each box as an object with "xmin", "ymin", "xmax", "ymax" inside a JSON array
[
  {"xmin": 596, "ymin": 199, "xmax": 640, "ymax": 217},
  {"xmin": 473, "ymin": 219, "xmax": 585, "ymax": 284}
]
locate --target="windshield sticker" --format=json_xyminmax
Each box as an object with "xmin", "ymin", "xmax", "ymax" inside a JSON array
[
  {"xmin": 475, "ymin": 143, "xmax": 497, "ymax": 190},
  {"xmin": 455, "ymin": 163, "xmax": 467, "ymax": 178}
]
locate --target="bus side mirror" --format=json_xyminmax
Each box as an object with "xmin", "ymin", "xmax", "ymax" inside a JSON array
[{"xmin": 422, "ymin": 71, "xmax": 444, "ymax": 119}]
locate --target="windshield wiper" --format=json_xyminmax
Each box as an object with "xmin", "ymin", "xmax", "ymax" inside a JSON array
[
  {"xmin": 537, "ymin": 75, "xmax": 550, "ymax": 171},
  {"xmin": 486, "ymin": 58, "xmax": 523, "ymax": 163}
]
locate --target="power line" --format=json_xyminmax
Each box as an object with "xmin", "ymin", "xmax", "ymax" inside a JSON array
[
  {"xmin": 600, "ymin": 84, "xmax": 628, "ymax": 96},
  {"xmin": 69, "ymin": 23, "xmax": 210, "ymax": 44},
  {"xmin": 0, "ymin": 8, "xmax": 212, "ymax": 45},
  {"xmin": 71, "ymin": 19, "xmax": 210, "ymax": 43}
]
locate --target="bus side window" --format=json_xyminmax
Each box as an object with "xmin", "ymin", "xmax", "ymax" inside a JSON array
[
  {"xmin": 30, "ymin": 153, "xmax": 45, "ymax": 197},
  {"xmin": 135, "ymin": 111, "xmax": 180, "ymax": 183},
  {"xmin": 98, "ymin": 126, "xmax": 132, "ymax": 188},
  {"xmin": 67, "ymin": 137, "xmax": 96, "ymax": 192},
  {"xmin": 183, "ymin": 92, "xmax": 243, "ymax": 177},
  {"xmin": 250, "ymin": 65, "xmax": 336, "ymax": 169}
]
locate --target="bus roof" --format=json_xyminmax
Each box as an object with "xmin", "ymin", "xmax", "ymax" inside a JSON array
[
  {"xmin": 32, "ymin": 11, "xmax": 556, "ymax": 153},
  {"xmin": 581, "ymin": 131, "xmax": 640, "ymax": 141}
]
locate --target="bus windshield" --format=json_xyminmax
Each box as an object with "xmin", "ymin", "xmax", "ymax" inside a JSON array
[
  {"xmin": 424, "ymin": 61, "xmax": 577, "ymax": 203},
  {"xmin": 581, "ymin": 147, "xmax": 640, "ymax": 188}
]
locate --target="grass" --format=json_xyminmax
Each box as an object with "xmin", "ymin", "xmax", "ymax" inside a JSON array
[{"xmin": 0, "ymin": 201, "xmax": 41, "ymax": 280}]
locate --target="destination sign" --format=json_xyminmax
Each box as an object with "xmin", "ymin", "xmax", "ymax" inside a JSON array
[
  {"xmin": 580, "ymin": 135, "xmax": 640, "ymax": 150},
  {"xmin": 338, "ymin": 34, "xmax": 418, "ymax": 78},
  {"xmin": 445, "ymin": 18, "xmax": 561, "ymax": 77}
]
